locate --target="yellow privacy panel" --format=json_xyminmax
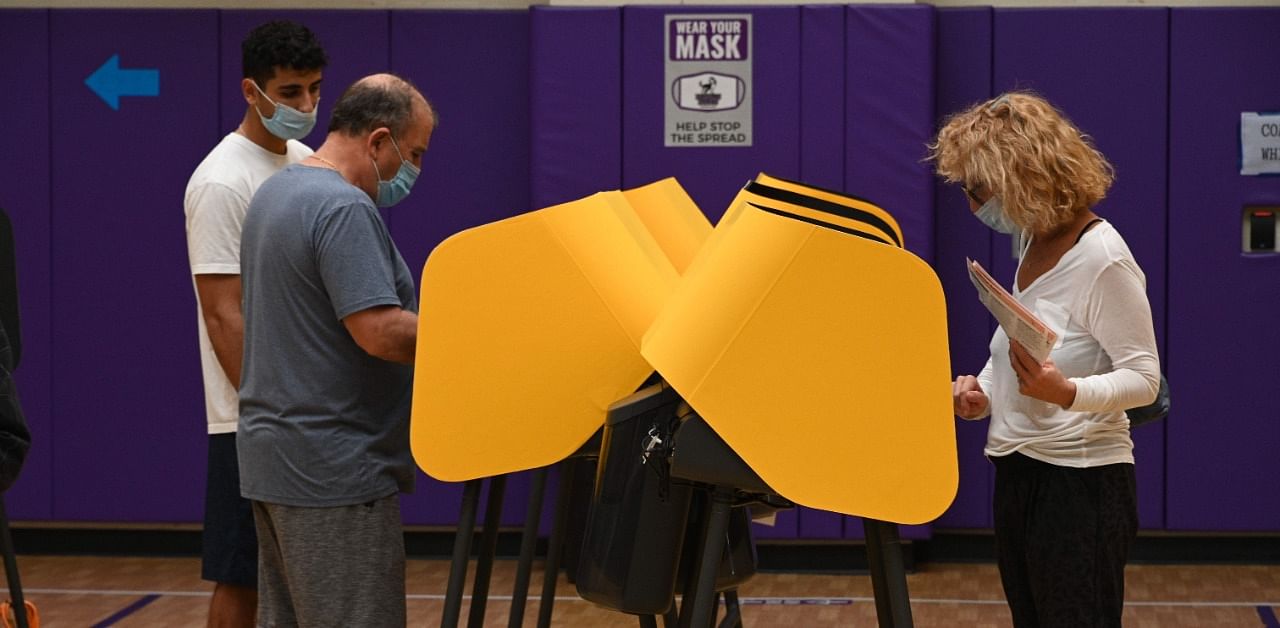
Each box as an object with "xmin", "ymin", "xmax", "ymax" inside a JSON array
[
  {"xmin": 672, "ymin": 173, "xmax": 902, "ymax": 307},
  {"xmin": 640, "ymin": 203, "xmax": 810, "ymax": 395},
  {"xmin": 648, "ymin": 173, "xmax": 904, "ymax": 386},
  {"xmin": 642, "ymin": 206, "xmax": 956, "ymax": 524},
  {"xmin": 412, "ymin": 193, "xmax": 678, "ymax": 482},
  {"xmin": 545, "ymin": 191, "xmax": 679, "ymax": 347},
  {"xmin": 621, "ymin": 178, "xmax": 712, "ymax": 275}
]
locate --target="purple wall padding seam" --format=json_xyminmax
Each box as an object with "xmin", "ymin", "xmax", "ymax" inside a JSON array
[
  {"xmin": 842, "ymin": 5, "xmax": 937, "ymax": 540},
  {"xmin": 932, "ymin": 6, "xmax": 996, "ymax": 529},
  {"xmin": 530, "ymin": 7, "xmax": 623, "ymax": 210},
  {"xmin": 390, "ymin": 10, "xmax": 532, "ymax": 525},
  {"xmin": 845, "ymin": 5, "xmax": 937, "ymax": 264},
  {"xmin": 796, "ymin": 5, "xmax": 847, "ymax": 540}
]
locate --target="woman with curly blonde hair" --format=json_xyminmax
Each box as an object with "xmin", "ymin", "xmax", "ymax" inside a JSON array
[{"xmin": 930, "ymin": 92, "xmax": 1161, "ymax": 628}]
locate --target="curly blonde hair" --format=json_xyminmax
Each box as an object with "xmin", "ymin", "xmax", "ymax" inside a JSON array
[{"xmin": 928, "ymin": 91, "xmax": 1114, "ymax": 234}]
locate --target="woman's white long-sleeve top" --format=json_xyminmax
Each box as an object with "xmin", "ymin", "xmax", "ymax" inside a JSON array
[{"xmin": 977, "ymin": 221, "xmax": 1161, "ymax": 467}]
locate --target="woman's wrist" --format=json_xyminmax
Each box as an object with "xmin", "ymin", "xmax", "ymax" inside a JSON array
[{"xmin": 1055, "ymin": 379, "xmax": 1078, "ymax": 409}]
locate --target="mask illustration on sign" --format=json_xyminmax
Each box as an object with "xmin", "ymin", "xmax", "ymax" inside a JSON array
[
  {"xmin": 373, "ymin": 135, "xmax": 420, "ymax": 208},
  {"xmin": 252, "ymin": 82, "xmax": 318, "ymax": 141},
  {"xmin": 974, "ymin": 197, "xmax": 1018, "ymax": 234},
  {"xmin": 672, "ymin": 72, "xmax": 746, "ymax": 112}
]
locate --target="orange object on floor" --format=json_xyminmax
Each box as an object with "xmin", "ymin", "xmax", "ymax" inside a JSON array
[{"xmin": 0, "ymin": 600, "xmax": 38, "ymax": 628}]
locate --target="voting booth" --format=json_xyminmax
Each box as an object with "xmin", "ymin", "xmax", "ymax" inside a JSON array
[
  {"xmin": 412, "ymin": 175, "xmax": 955, "ymax": 627},
  {"xmin": 413, "ymin": 179, "xmax": 715, "ymax": 626}
]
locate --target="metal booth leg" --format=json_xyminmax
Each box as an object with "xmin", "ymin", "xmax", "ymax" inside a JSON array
[
  {"xmin": 468, "ymin": 474, "xmax": 508, "ymax": 628},
  {"xmin": 662, "ymin": 602, "xmax": 680, "ymax": 628},
  {"xmin": 683, "ymin": 487, "xmax": 733, "ymax": 628},
  {"xmin": 442, "ymin": 479, "xmax": 484, "ymax": 628},
  {"xmin": 508, "ymin": 467, "xmax": 549, "ymax": 628},
  {"xmin": 717, "ymin": 589, "xmax": 742, "ymax": 628},
  {"xmin": 863, "ymin": 518, "xmax": 913, "ymax": 628},
  {"xmin": 536, "ymin": 460, "xmax": 577, "ymax": 628},
  {"xmin": 0, "ymin": 499, "xmax": 29, "ymax": 628}
]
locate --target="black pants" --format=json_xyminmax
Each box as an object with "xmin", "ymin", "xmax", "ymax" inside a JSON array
[{"xmin": 992, "ymin": 452, "xmax": 1138, "ymax": 628}]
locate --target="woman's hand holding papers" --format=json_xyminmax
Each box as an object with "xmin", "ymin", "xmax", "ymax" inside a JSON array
[
  {"xmin": 1008, "ymin": 341, "xmax": 1077, "ymax": 409},
  {"xmin": 953, "ymin": 375, "xmax": 990, "ymax": 420}
]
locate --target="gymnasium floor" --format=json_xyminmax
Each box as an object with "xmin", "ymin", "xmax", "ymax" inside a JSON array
[{"xmin": 10, "ymin": 555, "xmax": 1279, "ymax": 627}]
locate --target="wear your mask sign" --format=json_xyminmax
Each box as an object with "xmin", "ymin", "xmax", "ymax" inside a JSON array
[{"xmin": 664, "ymin": 14, "xmax": 753, "ymax": 148}]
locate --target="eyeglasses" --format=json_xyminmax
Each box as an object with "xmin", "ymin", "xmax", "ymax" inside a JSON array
[{"xmin": 962, "ymin": 184, "xmax": 984, "ymax": 204}]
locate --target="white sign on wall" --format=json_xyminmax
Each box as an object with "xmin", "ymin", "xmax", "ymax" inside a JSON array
[
  {"xmin": 664, "ymin": 14, "xmax": 753, "ymax": 148},
  {"xmin": 1241, "ymin": 112, "xmax": 1280, "ymax": 176}
]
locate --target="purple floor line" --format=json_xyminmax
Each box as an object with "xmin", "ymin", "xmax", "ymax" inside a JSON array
[{"xmin": 90, "ymin": 593, "xmax": 160, "ymax": 628}]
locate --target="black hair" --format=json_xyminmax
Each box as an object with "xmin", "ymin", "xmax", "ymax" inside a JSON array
[
  {"xmin": 327, "ymin": 74, "xmax": 430, "ymax": 138},
  {"xmin": 241, "ymin": 20, "xmax": 328, "ymax": 87}
]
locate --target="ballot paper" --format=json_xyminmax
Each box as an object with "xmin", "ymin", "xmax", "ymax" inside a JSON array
[{"xmin": 966, "ymin": 258, "xmax": 1057, "ymax": 363}]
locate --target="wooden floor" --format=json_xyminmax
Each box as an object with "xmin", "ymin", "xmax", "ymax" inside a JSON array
[{"xmin": 7, "ymin": 555, "xmax": 1279, "ymax": 627}]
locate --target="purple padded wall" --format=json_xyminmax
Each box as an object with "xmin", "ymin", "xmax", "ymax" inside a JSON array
[
  {"xmin": 219, "ymin": 11, "xmax": 391, "ymax": 153},
  {"xmin": 31, "ymin": 5, "xmax": 1268, "ymax": 538},
  {"xmin": 845, "ymin": 5, "xmax": 936, "ymax": 263},
  {"xmin": 0, "ymin": 10, "xmax": 53, "ymax": 520},
  {"xmin": 50, "ymin": 10, "xmax": 217, "ymax": 521},
  {"xmin": 932, "ymin": 7, "xmax": 995, "ymax": 529},
  {"xmin": 1167, "ymin": 8, "xmax": 1280, "ymax": 532},
  {"xmin": 842, "ymin": 5, "xmax": 936, "ymax": 542},
  {"xmin": 994, "ymin": 8, "xmax": 1169, "ymax": 529},
  {"xmin": 796, "ymin": 5, "xmax": 846, "ymax": 540},
  {"xmin": 390, "ymin": 10, "xmax": 532, "ymax": 526},
  {"xmin": 530, "ymin": 7, "xmax": 622, "ymax": 209},
  {"xmin": 622, "ymin": 6, "xmax": 801, "ymax": 223},
  {"xmin": 800, "ymin": 6, "xmax": 844, "ymax": 193}
]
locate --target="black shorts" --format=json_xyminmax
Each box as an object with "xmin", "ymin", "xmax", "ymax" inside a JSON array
[{"xmin": 202, "ymin": 433, "xmax": 257, "ymax": 587}]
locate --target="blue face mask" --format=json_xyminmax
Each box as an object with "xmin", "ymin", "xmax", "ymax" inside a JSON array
[
  {"xmin": 372, "ymin": 135, "xmax": 420, "ymax": 208},
  {"xmin": 974, "ymin": 196, "xmax": 1018, "ymax": 234},
  {"xmin": 252, "ymin": 82, "xmax": 318, "ymax": 141}
]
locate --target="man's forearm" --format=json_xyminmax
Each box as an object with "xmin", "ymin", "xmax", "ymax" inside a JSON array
[
  {"xmin": 194, "ymin": 274, "xmax": 244, "ymax": 389},
  {"xmin": 379, "ymin": 309, "xmax": 417, "ymax": 365},
  {"xmin": 206, "ymin": 312, "xmax": 244, "ymax": 389},
  {"xmin": 345, "ymin": 305, "xmax": 419, "ymax": 365}
]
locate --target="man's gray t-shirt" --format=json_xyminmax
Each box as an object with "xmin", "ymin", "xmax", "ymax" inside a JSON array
[{"xmin": 239, "ymin": 164, "xmax": 417, "ymax": 507}]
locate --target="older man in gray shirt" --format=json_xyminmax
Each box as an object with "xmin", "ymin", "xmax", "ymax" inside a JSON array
[{"xmin": 239, "ymin": 73, "xmax": 433, "ymax": 627}]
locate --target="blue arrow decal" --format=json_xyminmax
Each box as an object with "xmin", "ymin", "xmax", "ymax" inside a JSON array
[{"xmin": 84, "ymin": 54, "xmax": 159, "ymax": 111}]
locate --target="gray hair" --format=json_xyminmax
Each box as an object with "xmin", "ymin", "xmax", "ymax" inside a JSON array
[{"xmin": 327, "ymin": 73, "xmax": 429, "ymax": 138}]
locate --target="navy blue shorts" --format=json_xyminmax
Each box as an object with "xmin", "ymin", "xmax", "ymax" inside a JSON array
[{"xmin": 202, "ymin": 433, "xmax": 257, "ymax": 587}]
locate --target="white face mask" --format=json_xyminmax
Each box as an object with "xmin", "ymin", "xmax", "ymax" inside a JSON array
[
  {"xmin": 252, "ymin": 81, "xmax": 318, "ymax": 141},
  {"xmin": 974, "ymin": 196, "xmax": 1018, "ymax": 234}
]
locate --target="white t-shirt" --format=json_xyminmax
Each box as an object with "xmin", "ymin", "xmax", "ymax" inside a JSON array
[
  {"xmin": 978, "ymin": 221, "xmax": 1161, "ymax": 468},
  {"xmin": 184, "ymin": 132, "xmax": 312, "ymax": 434}
]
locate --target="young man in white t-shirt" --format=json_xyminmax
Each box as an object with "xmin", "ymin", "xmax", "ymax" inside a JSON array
[{"xmin": 183, "ymin": 21, "xmax": 327, "ymax": 627}]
